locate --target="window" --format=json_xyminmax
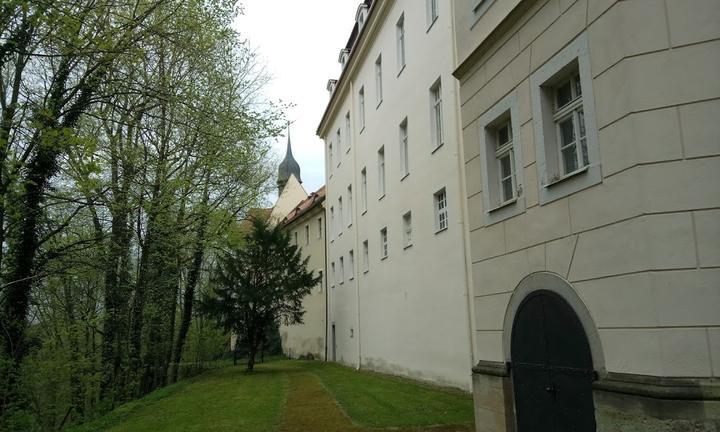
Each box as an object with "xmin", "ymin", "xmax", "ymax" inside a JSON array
[
  {"xmin": 478, "ymin": 92, "xmax": 525, "ymax": 224},
  {"xmin": 530, "ymin": 32, "xmax": 600, "ymax": 204},
  {"xmin": 434, "ymin": 188, "xmax": 448, "ymax": 232},
  {"xmin": 403, "ymin": 211, "xmax": 412, "ymax": 248},
  {"xmin": 347, "ymin": 185, "xmax": 353, "ymax": 226},
  {"xmin": 396, "ymin": 14, "xmax": 406, "ymax": 72},
  {"xmin": 318, "ymin": 270, "xmax": 323, "ymax": 293},
  {"xmin": 430, "ymin": 79, "xmax": 444, "ymax": 149},
  {"xmin": 339, "ymin": 256, "xmax": 345, "ymax": 284},
  {"xmin": 362, "ymin": 240, "xmax": 369, "ymax": 272},
  {"xmin": 375, "ymin": 55, "xmax": 383, "ymax": 106},
  {"xmin": 328, "ymin": 142, "xmax": 333, "ymax": 175},
  {"xmin": 427, "ymin": 0, "xmax": 438, "ymax": 27},
  {"xmin": 378, "ymin": 147, "xmax": 385, "ymax": 197},
  {"xmin": 553, "ymin": 75, "xmax": 586, "ymax": 175},
  {"xmin": 331, "ymin": 261, "xmax": 336, "ymax": 287},
  {"xmin": 399, "ymin": 118, "xmax": 409, "ymax": 177},
  {"xmin": 336, "ymin": 129, "xmax": 342, "ymax": 165},
  {"xmin": 359, "ymin": 87, "xmax": 365, "ymax": 131},
  {"xmin": 305, "ymin": 225, "xmax": 310, "ymax": 245},
  {"xmin": 348, "ymin": 250, "xmax": 355, "ymax": 280},
  {"xmin": 473, "ymin": 0, "xmax": 494, "ymax": 20},
  {"xmin": 380, "ymin": 227, "xmax": 388, "ymax": 259},
  {"xmin": 317, "ymin": 217, "xmax": 322, "ymax": 238},
  {"xmin": 338, "ymin": 197, "xmax": 343, "ymax": 235},
  {"xmin": 361, "ymin": 168, "xmax": 368, "ymax": 212},
  {"xmin": 294, "ymin": 231, "xmax": 298, "ymax": 245},
  {"xmin": 329, "ymin": 206, "xmax": 335, "ymax": 240},
  {"xmin": 345, "ymin": 112, "xmax": 351, "ymax": 152}
]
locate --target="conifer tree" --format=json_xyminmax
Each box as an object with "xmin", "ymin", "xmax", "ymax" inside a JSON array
[{"xmin": 201, "ymin": 217, "xmax": 320, "ymax": 372}]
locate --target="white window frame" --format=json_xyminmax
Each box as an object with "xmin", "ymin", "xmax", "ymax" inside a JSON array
[
  {"xmin": 402, "ymin": 211, "xmax": 412, "ymax": 248},
  {"xmin": 378, "ymin": 146, "xmax": 386, "ymax": 198},
  {"xmin": 430, "ymin": 79, "xmax": 444, "ymax": 150},
  {"xmin": 331, "ymin": 261, "xmax": 336, "ymax": 287},
  {"xmin": 362, "ymin": 240, "xmax": 369, "ymax": 273},
  {"xmin": 337, "ymin": 197, "xmax": 343, "ymax": 236},
  {"xmin": 347, "ymin": 185, "xmax": 353, "ymax": 227},
  {"xmin": 345, "ymin": 111, "xmax": 351, "ymax": 153},
  {"xmin": 339, "ymin": 256, "xmax": 345, "ymax": 284},
  {"xmin": 375, "ymin": 54, "xmax": 383, "ymax": 106},
  {"xmin": 478, "ymin": 92, "xmax": 525, "ymax": 225},
  {"xmin": 361, "ymin": 167, "xmax": 368, "ymax": 213},
  {"xmin": 426, "ymin": 0, "xmax": 438, "ymax": 29},
  {"xmin": 380, "ymin": 227, "xmax": 388, "ymax": 259},
  {"xmin": 434, "ymin": 188, "xmax": 448, "ymax": 233},
  {"xmin": 359, "ymin": 87, "xmax": 366, "ymax": 132},
  {"xmin": 396, "ymin": 14, "xmax": 406, "ymax": 73},
  {"xmin": 336, "ymin": 128, "xmax": 342, "ymax": 166},
  {"xmin": 531, "ymin": 32, "xmax": 601, "ymax": 205},
  {"xmin": 348, "ymin": 250, "xmax": 355, "ymax": 280},
  {"xmin": 399, "ymin": 118, "xmax": 409, "ymax": 178}
]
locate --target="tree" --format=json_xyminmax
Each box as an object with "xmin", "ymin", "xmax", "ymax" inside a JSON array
[{"xmin": 200, "ymin": 217, "xmax": 320, "ymax": 372}]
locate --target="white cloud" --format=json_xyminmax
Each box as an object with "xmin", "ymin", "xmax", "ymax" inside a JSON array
[{"xmin": 234, "ymin": 0, "xmax": 359, "ymax": 200}]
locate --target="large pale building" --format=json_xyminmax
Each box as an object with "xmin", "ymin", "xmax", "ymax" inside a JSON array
[
  {"xmin": 451, "ymin": 0, "xmax": 720, "ymax": 431},
  {"xmin": 317, "ymin": 0, "xmax": 474, "ymax": 389}
]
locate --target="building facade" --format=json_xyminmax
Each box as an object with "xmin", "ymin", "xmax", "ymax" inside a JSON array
[
  {"xmin": 279, "ymin": 188, "xmax": 328, "ymax": 360},
  {"xmin": 452, "ymin": 0, "xmax": 720, "ymax": 430},
  {"xmin": 317, "ymin": 0, "xmax": 474, "ymax": 390}
]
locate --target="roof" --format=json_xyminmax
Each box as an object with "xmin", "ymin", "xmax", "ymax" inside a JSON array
[
  {"xmin": 280, "ymin": 186, "xmax": 326, "ymax": 227},
  {"xmin": 278, "ymin": 127, "xmax": 301, "ymax": 189},
  {"xmin": 316, "ymin": 0, "xmax": 376, "ymax": 136}
]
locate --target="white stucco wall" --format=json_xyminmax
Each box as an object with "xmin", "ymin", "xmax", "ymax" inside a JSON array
[
  {"xmin": 319, "ymin": 0, "xmax": 474, "ymax": 390},
  {"xmin": 280, "ymin": 204, "xmax": 327, "ymax": 360}
]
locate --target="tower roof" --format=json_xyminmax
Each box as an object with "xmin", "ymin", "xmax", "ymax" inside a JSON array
[{"xmin": 277, "ymin": 125, "xmax": 301, "ymax": 191}]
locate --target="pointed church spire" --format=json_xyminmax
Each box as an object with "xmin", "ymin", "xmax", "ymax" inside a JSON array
[{"xmin": 277, "ymin": 122, "xmax": 301, "ymax": 193}]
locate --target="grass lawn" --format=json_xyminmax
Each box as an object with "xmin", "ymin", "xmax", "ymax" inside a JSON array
[{"xmin": 71, "ymin": 359, "xmax": 475, "ymax": 432}]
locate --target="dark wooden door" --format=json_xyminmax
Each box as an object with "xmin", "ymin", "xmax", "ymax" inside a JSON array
[{"xmin": 511, "ymin": 290, "xmax": 596, "ymax": 432}]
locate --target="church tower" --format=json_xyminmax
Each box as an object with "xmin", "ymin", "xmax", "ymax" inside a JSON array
[{"xmin": 277, "ymin": 125, "xmax": 301, "ymax": 193}]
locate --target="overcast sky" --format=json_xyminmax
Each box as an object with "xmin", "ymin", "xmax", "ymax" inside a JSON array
[{"xmin": 234, "ymin": 0, "xmax": 358, "ymax": 201}]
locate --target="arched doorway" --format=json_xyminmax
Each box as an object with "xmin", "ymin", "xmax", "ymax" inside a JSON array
[{"xmin": 511, "ymin": 289, "xmax": 596, "ymax": 431}]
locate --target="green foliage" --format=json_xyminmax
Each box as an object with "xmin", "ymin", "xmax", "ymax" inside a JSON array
[
  {"xmin": 201, "ymin": 218, "xmax": 320, "ymax": 371},
  {"xmin": 0, "ymin": 0, "xmax": 284, "ymax": 427}
]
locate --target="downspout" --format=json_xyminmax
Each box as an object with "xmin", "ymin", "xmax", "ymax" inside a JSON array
[
  {"xmin": 324, "ymin": 203, "xmax": 329, "ymax": 362},
  {"xmin": 350, "ymin": 79, "xmax": 362, "ymax": 371},
  {"xmin": 450, "ymin": 0, "xmax": 479, "ymax": 381}
]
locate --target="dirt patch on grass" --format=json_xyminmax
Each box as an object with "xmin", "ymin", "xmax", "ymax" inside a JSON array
[
  {"xmin": 277, "ymin": 367, "xmax": 473, "ymax": 432},
  {"xmin": 278, "ymin": 371, "xmax": 360, "ymax": 432}
]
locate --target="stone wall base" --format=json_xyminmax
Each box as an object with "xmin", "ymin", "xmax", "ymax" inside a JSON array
[{"xmin": 472, "ymin": 362, "xmax": 720, "ymax": 432}]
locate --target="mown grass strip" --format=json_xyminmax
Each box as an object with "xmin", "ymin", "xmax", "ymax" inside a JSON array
[{"xmin": 305, "ymin": 361, "xmax": 475, "ymax": 429}]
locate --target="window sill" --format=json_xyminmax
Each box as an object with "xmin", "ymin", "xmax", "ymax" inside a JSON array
[
  {"xmin": 403, "ymin": 243, "xmax": 413, "ymax": 250},
  {"xmin": 376, "ymin": 99, "xmax": 383, "ymax": 109},
  {"xmin": 426, "ymin": 16, "xmax": 438, "ymax": 33},
  {"xmin": 378, "ymin": 193, "xmax": 386, "ymax": 201},
  {"xmin": 488, "ymin": 197, "xmax": 517, "ymax": 213},
  {"xmin": 360, "ymin": 126, "xmax": 365, "ymax": 134},
  {"xmin": 363, "ymin": 269, "xmax": 369, "ymax": 274},
  {"xmin": 381, "ymin": 255, "xmax": 388, "ymax": 261},
  {"xmin": 336, "ymin": 163, "xmax": 341, "ymax": 168},
  {"xmin": 543, "ymin": 165, "xmax": 589, "ymax": 188},
  {"xmin": 435, "ymin": 226, "xmax": 448, "ymax": 235},
  {"xmin": 346, "ymin": 148, "xmax": 350, "ymax": 154},
  {"xmin": 362, "ymin": 210, "xmax": 367, "ymax": 216},
  {"xmin": 431, "ymin": 143, "xmax": 444, "ymax": 155},
  {"xmin": 330, "ymin": 239, "xmax": 334, "ymax": 243},
  {"xmin": 338, "ymin": 232, "xmax": 343, "ymax": 237},
  {"xmin": 397, "ymin": 64, "xmax": 406, "ymax": 77},
  {"xmin": 347, "ymin": 223, "xmax": 352, "ymax": 228},
  {"xmin": 400, "ymin": 172, "xmax": 409, "ymax": 182}
]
